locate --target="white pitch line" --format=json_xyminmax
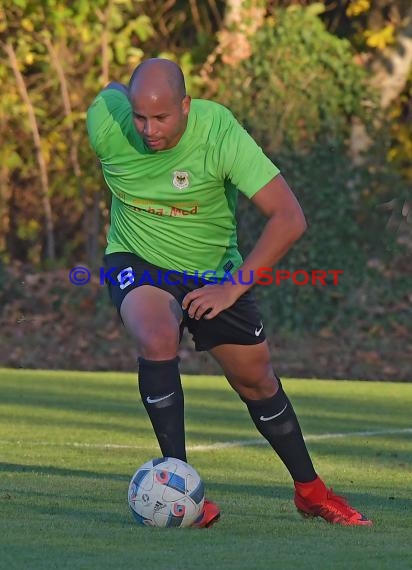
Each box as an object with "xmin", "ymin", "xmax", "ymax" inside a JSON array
[
  {"xmin": 189, "ymin": 427, "xmax": 412, "ymax": 451},
  {"xmin": 0, "ymin": 427, "xmax": 411, "ymax": 452}
]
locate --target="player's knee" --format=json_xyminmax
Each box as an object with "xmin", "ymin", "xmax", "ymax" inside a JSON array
[
  {"xmin": 230, "ymin": 362, "xmax": 277, "ymax": 400},
  {"xmin": 137, "ymin": 326, "xmax": 179, "ymax": 360}
]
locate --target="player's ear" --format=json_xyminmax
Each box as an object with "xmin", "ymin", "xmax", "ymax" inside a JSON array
[{"xmin": 182, "ymin": 95, "xmax": 191, "ymax": 117}]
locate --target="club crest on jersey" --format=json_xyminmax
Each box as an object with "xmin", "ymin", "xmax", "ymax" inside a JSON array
[{"xmin": 172, "ymin": 171, "xmax": 190, "ymax": 190}]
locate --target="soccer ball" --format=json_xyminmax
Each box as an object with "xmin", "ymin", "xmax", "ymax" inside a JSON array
[{"xmin": 128, "ymin": 457, "xmax": 205, "ymax": 527}]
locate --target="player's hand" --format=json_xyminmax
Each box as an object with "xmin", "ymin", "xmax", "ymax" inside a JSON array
[{"xmin": 182, "ymin": 283, "xmax": 241, "ymax": 320}]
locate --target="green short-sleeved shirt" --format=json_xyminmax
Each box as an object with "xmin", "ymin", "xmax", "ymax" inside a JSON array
[{"xmin": 86, "ymin": 89, "xmax": 279, "ymax": 276}]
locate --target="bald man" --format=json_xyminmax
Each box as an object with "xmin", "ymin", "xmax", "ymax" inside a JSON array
[{"xmin": 86, "ymin": 59, "xmax": 372, "ymax": 528}]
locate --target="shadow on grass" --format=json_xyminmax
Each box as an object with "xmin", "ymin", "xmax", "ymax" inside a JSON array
[
  {"xmin": 2, "ymin": 373, "xmax": 411, "ymax": 420},
  {"xmin": 3, "ymin": 466, "xmax": 409, "ymax": 529}
]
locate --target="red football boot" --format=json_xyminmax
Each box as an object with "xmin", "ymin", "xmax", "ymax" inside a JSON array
[
  {"xmin": 294, "ymin": 477, "xmax": 373, "ymax": 526},
  {"xmin": 192, "ymin": 498, "xmax": 221, "ymax": 528}
]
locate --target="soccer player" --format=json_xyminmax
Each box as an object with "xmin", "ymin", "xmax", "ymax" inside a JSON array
[{"xmin": 86, "ymin": 58, "xmax": 372, "ymax": 528}]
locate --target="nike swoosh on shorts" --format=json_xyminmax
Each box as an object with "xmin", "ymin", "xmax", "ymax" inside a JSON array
[{"xmin": 254, "ymin": 322, "xmax": 264, "ymax": 336}]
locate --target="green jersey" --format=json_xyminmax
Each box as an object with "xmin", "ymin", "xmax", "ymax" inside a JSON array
[{"xmin": 86, "ymin": 89, "xmax": 279, "ymax": 276}]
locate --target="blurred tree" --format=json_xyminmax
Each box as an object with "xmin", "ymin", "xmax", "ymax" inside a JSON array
[
  {"xmin": 0, "ymin": 0, "xmax": 155, "ymax": 265},
  {"xmin": 204, "ymin": 4, "xmax": 409, "ymax": 330},
  {"xmin": 1, "ymin": 3, "xmax": 55, "ymax": 262}
]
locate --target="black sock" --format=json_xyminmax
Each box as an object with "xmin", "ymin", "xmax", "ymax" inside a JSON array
[
  {"xmin": 242, "ymin": 380, "xmax": 316, "ymax": 482},
  {"xmin": 138, "ymin": 356, "xmax": 187, "ymax": 462}
]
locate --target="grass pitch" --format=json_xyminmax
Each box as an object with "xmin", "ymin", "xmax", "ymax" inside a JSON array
[{"xmin": 0, "ymin": 368, "xmax": 411, "ymax": 570}]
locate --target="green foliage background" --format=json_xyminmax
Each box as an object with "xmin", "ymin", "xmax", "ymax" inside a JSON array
[
  {"xmin": 212, "ymin": 7, "xmax": 410, "ymax": 331},
  {"xmin": 0, "ymin": 1, "xmax": 410, "ymax": 336}
]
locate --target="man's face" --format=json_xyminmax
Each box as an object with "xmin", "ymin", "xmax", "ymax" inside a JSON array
[{"xmin": 129, "ymin": 90, "xmax": 190, "ymax": 151}]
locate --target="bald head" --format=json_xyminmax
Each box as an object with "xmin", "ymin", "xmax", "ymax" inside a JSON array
[
  {"xmin": 129, "ymin": 58, "xmax": 186, "ymax": 103},
  {"xmin": 128, "ymin": 58, "xmax": 191, "ymax": 151}
]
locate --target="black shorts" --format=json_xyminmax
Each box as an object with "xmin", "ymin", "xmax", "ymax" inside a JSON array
[{"xmin": 103, "ymin": 252, "xmax": 266, "ymax": 352}]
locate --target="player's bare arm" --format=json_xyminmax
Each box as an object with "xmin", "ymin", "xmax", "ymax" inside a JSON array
[
  {"xmin": 182, "ymin": 174, "xmax": 306, "ymax": 320},
  {"xmin": 233, "ymin": 173, "xmax": 307, "ymax": 285}
]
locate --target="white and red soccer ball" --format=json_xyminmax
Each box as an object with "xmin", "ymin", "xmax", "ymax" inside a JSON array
[{"xmin": 128, "ymin": 457, "xmax": 205, "ymax": 528}]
